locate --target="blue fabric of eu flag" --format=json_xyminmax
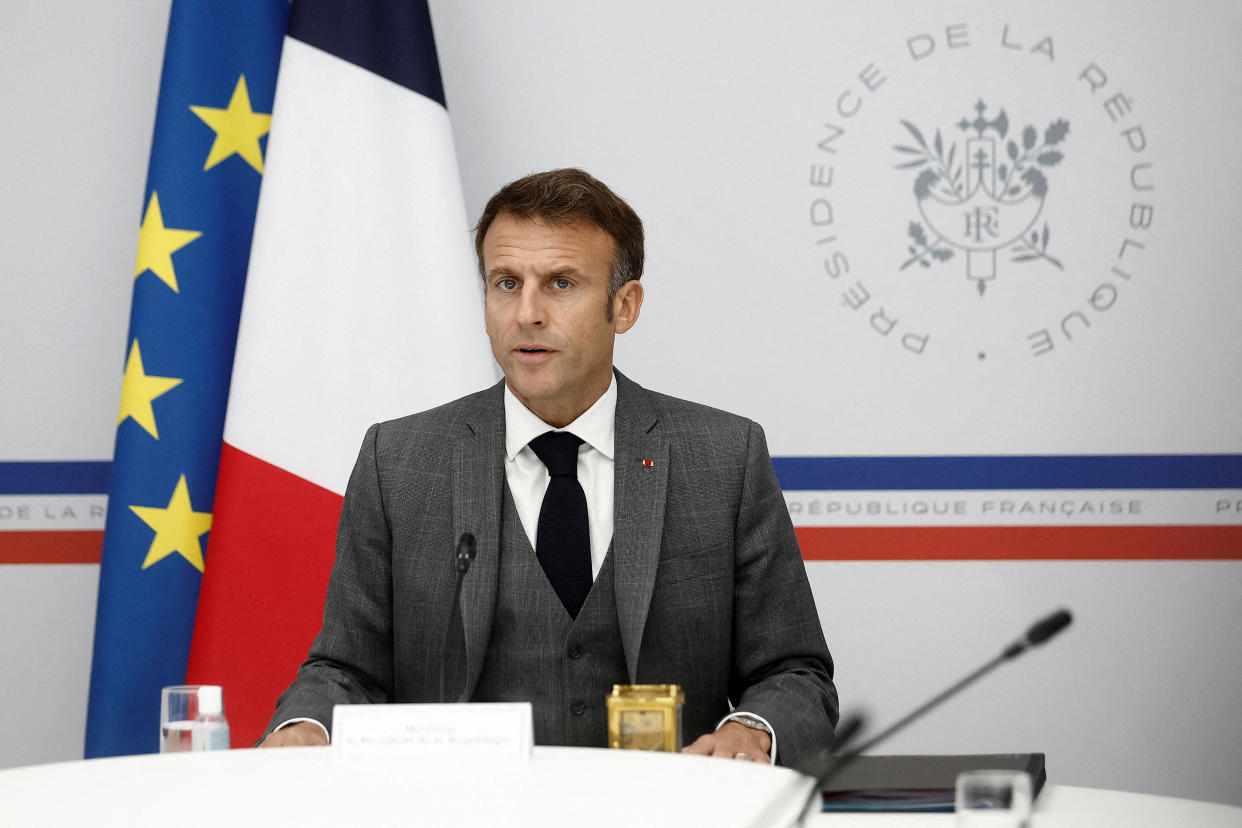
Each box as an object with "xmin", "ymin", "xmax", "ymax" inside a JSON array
[{"xmin": 85, "ymin": 0, "xmax": 288, "ymax": 758}]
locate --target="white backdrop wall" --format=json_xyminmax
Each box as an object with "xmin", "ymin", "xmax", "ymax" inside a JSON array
[{"xmin": 1, "ymin": 0, "xmax": 1239, "ymax": 806}]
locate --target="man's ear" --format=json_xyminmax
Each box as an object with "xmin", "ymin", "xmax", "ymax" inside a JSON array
[{"xmin": 612, "ymin": 280, "xmax": 644, "ymax": 334}]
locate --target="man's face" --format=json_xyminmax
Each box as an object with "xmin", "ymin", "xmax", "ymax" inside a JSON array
[{"xmin": 482, "ymin": 213, "xmax": 642, "ymax": 427}]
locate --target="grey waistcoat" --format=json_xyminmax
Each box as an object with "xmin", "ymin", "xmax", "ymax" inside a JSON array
[{"xmin": 470, "ymin": 485, "xmax": 629, "ymax": 747}]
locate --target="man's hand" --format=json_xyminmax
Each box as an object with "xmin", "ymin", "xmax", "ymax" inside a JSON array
[
  {"xmin": 680, "ymin": 720, "xmax": 771, "ymax": 764},
  {"xmin": 256, "ymin": 721, "xmax": 329, "ymax": 748}
]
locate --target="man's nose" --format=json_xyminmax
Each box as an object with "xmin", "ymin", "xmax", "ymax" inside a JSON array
[{"xmin": 517, "ymin": 288, "xmax": 545, "ymax": 326}]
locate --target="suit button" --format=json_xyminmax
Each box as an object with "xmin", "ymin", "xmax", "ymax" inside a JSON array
[
  {"xmin": 571, "ymin": 701, "xmax": 587, "ymax": 716},
  {"xmin": 568, "ymin": 645, "xmax": 583, "ymax": 659}
]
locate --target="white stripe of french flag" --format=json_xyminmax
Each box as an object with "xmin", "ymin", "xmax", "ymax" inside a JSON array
[{"xmin": 187, "ymin": 0, "xmax": 495, "ymax": 746}]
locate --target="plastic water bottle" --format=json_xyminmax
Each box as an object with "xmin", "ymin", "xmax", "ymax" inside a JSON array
[{"xmin": 191, "ymin": 685, "xmax": 230, "ymax": 751}]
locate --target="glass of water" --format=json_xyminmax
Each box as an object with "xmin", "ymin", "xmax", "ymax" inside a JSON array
[
  {"xmin": 955, "ymin": 769, "xmax": 1032, "ymax": 828},
  {"xmin": 160, "ymin": 685, "xmax": 229, "ymax": 752}
]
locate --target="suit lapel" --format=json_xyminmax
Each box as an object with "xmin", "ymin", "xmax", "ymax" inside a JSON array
[
  {"xmin": 453, "ymin": 381, "xmax": 506, "ymax": 702},
  {"xmin": 611, "ymin": 372, "xmax": 668, "ymax": 683}
]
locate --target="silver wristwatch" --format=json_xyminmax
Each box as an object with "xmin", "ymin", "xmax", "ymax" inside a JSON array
[{"xmin": 729, "ymin": 712, "xmax": 772, "ymax": 734}]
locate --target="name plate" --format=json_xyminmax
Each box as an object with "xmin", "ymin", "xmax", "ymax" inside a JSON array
[{"xmin": 331, "ymin": 702, "xmax": 534, "ymax": 760}]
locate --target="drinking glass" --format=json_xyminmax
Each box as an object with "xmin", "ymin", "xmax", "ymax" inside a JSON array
[{"xmin": 955, "ymin": 769, "xmax": 1032, "ymax": 828}]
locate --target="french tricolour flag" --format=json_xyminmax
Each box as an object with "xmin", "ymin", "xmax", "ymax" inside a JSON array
[{"xmin": 186, "ymin": 1, "xmax": 495, "ymax": 746}]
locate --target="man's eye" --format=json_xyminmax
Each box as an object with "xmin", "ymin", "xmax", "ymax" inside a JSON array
[
  {"xmin": 497, "ymin": 278, "xmax": 517, "ymax": 291},
  {"xmin": 553, "ymin": 278, "xmax": 571, "ymax": 289}
]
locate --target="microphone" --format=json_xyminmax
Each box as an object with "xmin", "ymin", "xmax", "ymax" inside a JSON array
[
  {"xmin": 439, "ymin": 532, "xmax": 477, "ymax": 704},
  {"xmin": 455, "ymin": 531, "xmax": 478, "ymax": 574},
  {"xmin": 1003, "ymin": 608, "xmax": 1072, "ymax": 658},
  {"xmin": 794, "ymin": 608, "xmax": 1073, "ymax": 825}
]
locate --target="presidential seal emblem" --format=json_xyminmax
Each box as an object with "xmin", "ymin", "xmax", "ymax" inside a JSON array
[
  {"xmin": 805, "ymin": 22, "xmax": 1155, "ymax": 363},
  {"xmin": 895, "ymin": 101, "xmax": 1070, "ymax": 296}
]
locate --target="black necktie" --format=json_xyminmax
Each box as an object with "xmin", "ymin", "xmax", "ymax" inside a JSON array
[{"xmin": 529, "ymin": 431, "xmax": 591, "ymax": 618}]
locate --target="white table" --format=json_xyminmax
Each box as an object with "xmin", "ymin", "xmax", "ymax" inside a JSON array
[{"xmin": 0, "ymin": 746, "xmax": 1238, "ymax": 827}]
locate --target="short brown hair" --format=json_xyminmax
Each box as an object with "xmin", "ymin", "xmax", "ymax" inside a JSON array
[{"xmin": 474, "ymin": 168, "xmax": 644, "ymax": 304}]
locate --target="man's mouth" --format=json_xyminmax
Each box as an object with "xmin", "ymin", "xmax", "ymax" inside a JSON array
[{"xmin": 514, "ymin": 346, "xmax": 554, "ymax": 362}]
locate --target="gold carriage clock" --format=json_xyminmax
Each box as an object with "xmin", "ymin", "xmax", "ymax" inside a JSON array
[{"xmin": 607, "ymin": 684, "xmax": 684, "ymax": 751}]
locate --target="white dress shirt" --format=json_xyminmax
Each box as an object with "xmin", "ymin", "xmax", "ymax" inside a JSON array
[{"xmin": 503, "ymin": 376, "xmax": 615, "ymax": 576}]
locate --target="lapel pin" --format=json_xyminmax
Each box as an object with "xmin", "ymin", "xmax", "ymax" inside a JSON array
[{"xmin": 642, "ymin": 459, "xmax": 655, "ymax": 467}]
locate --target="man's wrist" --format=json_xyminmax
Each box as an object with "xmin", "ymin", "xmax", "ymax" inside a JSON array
[
  {"xmin": 274, "ymin": 717, "xmax": 330, "ymax": 743},
  {"xmin": 717, "ymin": 712, "xmax": 776, "ymax": 764}
]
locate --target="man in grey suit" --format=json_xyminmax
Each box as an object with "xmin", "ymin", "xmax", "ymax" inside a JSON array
[{"xmin": 259, "ymin": 169, "xmax": 837, "ymax": 767}]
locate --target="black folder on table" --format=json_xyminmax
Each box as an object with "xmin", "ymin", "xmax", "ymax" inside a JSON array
[{"xmin": 821, "ymin": 753, "xmax": 1046, "ymax": 813}]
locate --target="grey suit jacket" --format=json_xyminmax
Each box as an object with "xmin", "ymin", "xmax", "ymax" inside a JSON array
[{"xmin": 268, "ymin": 370, "xmax": 838, "ymax": 767}]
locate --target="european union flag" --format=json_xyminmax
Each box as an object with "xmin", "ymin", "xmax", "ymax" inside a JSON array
[{"xmin": 85, "ymin": 0, "xmax": 289, "ymax": 757}]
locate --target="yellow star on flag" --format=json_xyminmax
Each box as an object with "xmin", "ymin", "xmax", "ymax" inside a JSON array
[
  {"xmin": 190, "ymin": 75, "xmax": 272, "ymax": 173},
  {"xmin": 134, "ymin": 192, "xmax": 202, "ymax": 292},
  {"xmin": 117, "ymin": 340, "xmax": 183, "ymax": 439},
  {"xmin": 130, "ymin": 475, "xmax": 212, "ymax": 572}
]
